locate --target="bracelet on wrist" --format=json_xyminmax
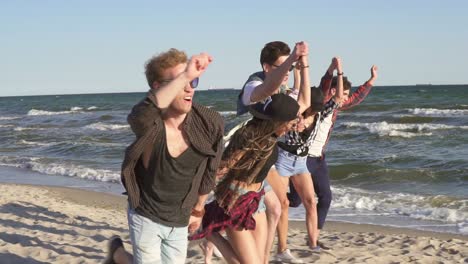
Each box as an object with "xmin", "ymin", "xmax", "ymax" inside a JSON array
[
  {"xmin": 337, "ymin": 72, "xmax": 344, "ymax": 75},
  {"xmin": 191, "ymin": 208, "xmax": 205, "ymax": 217},
  {"xmin": 301, "ymin": 65, "xmax": 309, "ymax": 69}
]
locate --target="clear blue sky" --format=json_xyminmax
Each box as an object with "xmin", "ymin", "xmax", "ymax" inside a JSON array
[{"xmin": 1, "ymin": 0, "xmax": 467, "ymax": 96}]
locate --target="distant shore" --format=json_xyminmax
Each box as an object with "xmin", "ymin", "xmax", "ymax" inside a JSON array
[{"xmin": 1, "ymin": 183, "xmax": 466, "ymax": 263}]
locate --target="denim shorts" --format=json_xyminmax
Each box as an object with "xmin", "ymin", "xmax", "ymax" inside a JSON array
[
  {"xmin": 263, "ymin": 179, "xmax": 272, "ymax": 193},
  {"xmin": 229, "ymin": 182, "xmax": 266, "ymax": 214},
  {"xmin": 127, "ymin": 208, "xmax": 188, "ymax": 264},
  {"xmin": 275, "ymin": 147, "xmax": 309, "ymax": 177}
]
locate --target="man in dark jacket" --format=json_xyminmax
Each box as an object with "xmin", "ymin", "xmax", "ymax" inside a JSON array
[{"xmin": 106, "ymin": 48, "xmax": 224, "ymax": 264}]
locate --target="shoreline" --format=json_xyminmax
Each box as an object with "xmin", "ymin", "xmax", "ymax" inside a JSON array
[
  {"xmin": 1, "ymin": 183, "xmax": 467, "ymax": 263},
  {"xmin": 40, "ymin": 183, "xmax": 468, "ymax": 241},
  {"xmin": 4, "ymin": 181, "xmax": 468, "ymax": 241}
]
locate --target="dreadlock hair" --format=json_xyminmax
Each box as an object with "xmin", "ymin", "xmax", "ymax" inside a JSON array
[{"xmin": 214, "ymin": 117, "xmax": 281, "ymax": 211}]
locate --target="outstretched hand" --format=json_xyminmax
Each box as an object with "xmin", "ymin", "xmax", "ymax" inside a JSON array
[
  {"xmin": 331, "ymin": 57, "xmax": 339, "ymax": 70},
  {"xmin": 328, "ymin": 57, "xmax": 341, "ymax": 75},
  {"xmin": 371, "ymin": 65, "xmax": 378, "ymax": 79},
  {"xmin": 185, "ymin": 53, "xmax": 213, "ymax": 80},
  {"xmin": 292, "ymin": 41, "xmax": 308, "ymax": 61},
  {"xmin": 335, "ymin": 57, "xmax": 342, "ymax": 73}
]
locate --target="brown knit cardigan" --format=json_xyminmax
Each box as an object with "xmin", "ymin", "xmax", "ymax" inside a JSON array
[{"xmin": 121, "ymin": 91, "xmax": 224, "ymax": 209}]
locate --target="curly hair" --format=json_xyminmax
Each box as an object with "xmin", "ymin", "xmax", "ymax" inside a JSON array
[{"xmin": 144, "ymin": 48, "xmax": 188, "ymax": 88}]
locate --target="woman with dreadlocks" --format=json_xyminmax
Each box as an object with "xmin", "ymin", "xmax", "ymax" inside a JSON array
[{"xmin": 189, "ymin": 93, "xmax": 300, "ymax": 264}]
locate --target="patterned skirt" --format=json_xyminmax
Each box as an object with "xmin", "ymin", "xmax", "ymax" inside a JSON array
[{"xmin": 189, "ymin": 188, "xmax": 265, "ymax": 240}]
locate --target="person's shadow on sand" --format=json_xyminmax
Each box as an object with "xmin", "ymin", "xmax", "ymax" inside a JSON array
[
  {"xmin": 0, "ymin": 201, "xmax": 128, "ymax": 262},
  {"xmin": 0, "ymin": 201, "xmax": 126, "ymax": 232},
  {"xmin": 0, "ymin": 253, "xmax": 48, "ymax": 264}
]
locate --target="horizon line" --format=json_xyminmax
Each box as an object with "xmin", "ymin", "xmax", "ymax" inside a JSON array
[{"xmin": 1, "ymin": 83, "xmax": 467, "ymax": 98}]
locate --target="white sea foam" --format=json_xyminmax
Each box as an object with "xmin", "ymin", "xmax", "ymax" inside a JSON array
[
  {"xmin": 339, "ymin": 112, "xmax": 385, "ymax": 117},
  {"xmin": 71, "ymin": 141, "xmax": 127, "ymax": 147},
  {"xmin": 14, "ymin": 127, "xmax": 46, "ymax": 131},
  {"xmin": 27, "ymin": 106, "xmax": 88, "ymax": 116},
  {"xmin": 220, "ymin": 111, "xmax": 237, "ymax": 117},
  {"xmin": 331, "ymin": 186, "xmax": 468, "ymax": 224},
  {"xmin": 27, "ymin": 109, "xmax": 73, "ymax": 116},
  {"xmin": 84, "ymin": 122, "xmax": 129, "ymax": 131},
  {"xmin": 0, "ymin": 124, "xmax": 14, "ymax": 128},
  {"xmin": 387, "ymin": 130, "xmax": 433, "ymax": 138},
  {"xmin": 458, "ymin": 223, "xmax": 468, "ymax": 234},
  {"xmin": 29, "ymin": 163, "xmax": 119, "ymax": 182},
  {"xmin": 0, "ymin": 156, "xmax": 120, "ymax": 182},
  {"xmin": 17, "ymin": 139, "xmax": 124, "ymax": 148},
  {"xmin": 343, "ymin": 121, "xmax": 468, "ymax": 138},
  {"xmin": 0, "ymin": 116, "xmax": 21, "ymax": 120},
  {"xmin": 18, "ymin": 140, "xmax": 55, "ymax": 147},
  {"xmin": 87, "ymin": 106, "xmax": 98, "ymax": 110},
  {"xmin": 408, "ymin": 108, "xmax": 468, "ymax": 117}
]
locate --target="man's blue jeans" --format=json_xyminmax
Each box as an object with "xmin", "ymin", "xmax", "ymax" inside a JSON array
[{"xmin": 127, "ymin": 208, "xmax": 188, "ymax": 264}]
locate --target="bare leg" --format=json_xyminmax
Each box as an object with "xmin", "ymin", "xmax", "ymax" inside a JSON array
[
  {"xmin": 199, "ymin": 240, "xmax": 214, "ymax": 264},
  {"xmin": 252, "ymin": 211, "xmax": 268, "ymax": 263},
  {"xmin": 207, "ymin": 233, "xmax": 240, "ymax": 264},
  {"xmin": 291, "ymin": 173, "xmax": 318, "ymax": 248},
  {"xmin": 225, "ymin": 227, "xmax": 262, "ymax": 264},
  {"xmin": 266, "ymin": 169, "xmax": 290, "ymax": 253},
  {"xmin": 263, "ymin": 188, "xmax": 281, "ymax": 263}
]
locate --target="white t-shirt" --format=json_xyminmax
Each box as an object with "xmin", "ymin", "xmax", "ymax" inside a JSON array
[
  {"xmin": 288, "ymin": 88, "xmax": 299, "ymax": 100},
  {"xmin": 242, "ymin": 80, "xmax": 263, "ymax": 106},
  {"xmin": 307, "ymin": 113, "xmax": 334, "ymax": 157}
]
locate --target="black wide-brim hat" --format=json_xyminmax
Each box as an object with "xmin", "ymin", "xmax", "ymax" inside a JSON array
[{"xmin": 248, "ymin": 93, "xmax": 299, "ymax": 121}]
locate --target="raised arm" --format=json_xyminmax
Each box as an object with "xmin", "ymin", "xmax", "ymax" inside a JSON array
[
  {"xmin": 154, "ymin": 53, "xmax": 213, "ymax": 110},
  {"xmin": 367, "ymin": 65, "xmax": 378, "ymax": 86},
  {"xmin": 327, "ymin": 57, "xmax": 337, "ymax": 75},
  {"xmin": 320, "ymin": 57, "xmax": 338, "ymax": 100},
  {"xmin": 296, "ymin": 50, "xmax": 311, "ymax": 114},
  {"xmin": 340, "ymin": 65, "xmax": 379, "ymax": 110},
  {"xmin": 293, "ymin": 63, "xmax": 301, "ymax": 90},
  {"xmin": 250, "ymin": 42, "xmax": 308, "ymax": 102},
  {"xmin": 333, "ymin": 57, "xmax": 345, "ymax": 104}
]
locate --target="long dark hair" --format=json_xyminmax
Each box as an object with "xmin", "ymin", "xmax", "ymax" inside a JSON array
[{"xmin": 215, "ymin": 117, "xmax": 280, "ymax": 210}]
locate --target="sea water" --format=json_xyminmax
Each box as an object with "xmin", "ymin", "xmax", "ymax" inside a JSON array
[{"xmin": 0, "ymin": 85, "xmax": 467, "ymax": 234}]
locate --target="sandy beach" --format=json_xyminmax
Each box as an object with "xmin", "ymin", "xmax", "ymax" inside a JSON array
[{"xmin": 0, "ymin": 183, "xmax": 466, "ymax": 264}]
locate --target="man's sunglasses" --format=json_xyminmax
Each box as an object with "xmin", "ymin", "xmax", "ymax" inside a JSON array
[
  {"xmin": 160, "ymin": 77, "xmax": 199, "ymax": 88},
  {"xmin": 189, "ymin": 77, "xmax": 199, "ymax": 88}
]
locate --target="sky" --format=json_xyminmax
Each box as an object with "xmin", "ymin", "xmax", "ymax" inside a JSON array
[{"xmin": 1, "ymin": 0, "xmax": 467, "ymax": 96}]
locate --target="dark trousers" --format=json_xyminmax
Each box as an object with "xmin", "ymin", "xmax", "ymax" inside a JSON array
[{"xmin": 287, "ymin": 156, "xmax": 331, "ymax": 229}]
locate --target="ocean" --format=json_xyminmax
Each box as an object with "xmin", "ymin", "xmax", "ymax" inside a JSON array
[{"xmin": 0, "ymin": 85, "xmax": 467, "ymax": 235}]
